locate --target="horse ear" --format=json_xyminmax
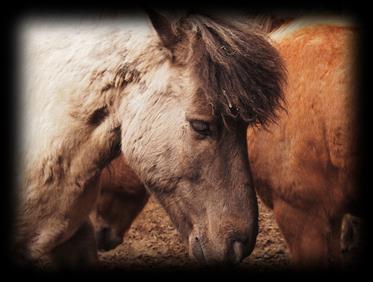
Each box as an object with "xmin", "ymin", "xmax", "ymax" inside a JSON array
[{"xmin": 146, "ymin": 9, "xmax": 179, "ymax": 50}]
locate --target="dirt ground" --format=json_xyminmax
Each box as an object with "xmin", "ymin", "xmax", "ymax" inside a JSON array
[{"xmin": 98, "ymin": 196, "xmax": 290, "ymax": 271}]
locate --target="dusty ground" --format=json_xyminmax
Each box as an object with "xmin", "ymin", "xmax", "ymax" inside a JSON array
[{"xmin": 98, "ymin": 196, "xmax": 290, "ymax": 271}]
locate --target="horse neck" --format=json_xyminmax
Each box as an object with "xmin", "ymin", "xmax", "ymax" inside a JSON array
[{"xmin": 20, "ymin": 20, "xmax": 169, "ymax": 192}]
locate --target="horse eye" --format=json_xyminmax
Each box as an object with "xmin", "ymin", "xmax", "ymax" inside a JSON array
[{"xmin": 190, "ymin": 120, "xmax": 211, "ymax": 136}]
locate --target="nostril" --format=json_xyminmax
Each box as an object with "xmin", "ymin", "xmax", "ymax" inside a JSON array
[{"xmin": 190, "ymin": 235, "xmax": 206, "ymax": 264}]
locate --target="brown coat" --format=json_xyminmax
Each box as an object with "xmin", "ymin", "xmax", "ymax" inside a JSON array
[{"xmin": 248, "ymin": 19, "xmax": 359, "ymax": 266}]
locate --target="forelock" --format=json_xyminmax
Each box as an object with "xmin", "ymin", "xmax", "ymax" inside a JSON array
[{"xmin": 173, "ymin": 14, "xmax": 287, "ymax": 127}]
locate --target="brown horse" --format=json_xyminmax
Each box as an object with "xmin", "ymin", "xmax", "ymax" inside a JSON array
[
  {"xmin": 248, "ymin": 17, "xmax": 359, "ymax": 267},
  {"xmin": 90, "ymin": 155, "xmax": 149, "ymax": 251},
  {"xmin": 16, "ymin": 11, "xmax": 285, "ymax": 267}
]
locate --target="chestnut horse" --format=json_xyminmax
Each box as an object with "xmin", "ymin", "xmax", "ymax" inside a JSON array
[
  {"xmin": 15, "ymin": 11, "xmax": 285, "ymax": 267},
  {"xmin": 90, "ymin": 17, "xmax": 360, "ymax": 267},
  {"xmin": 89, "ymin": 155, "xmax": 149, "ymax": 251},
  {"xmin": 248, "ymin": 17, "xmax": 359, "ymax": 267}
]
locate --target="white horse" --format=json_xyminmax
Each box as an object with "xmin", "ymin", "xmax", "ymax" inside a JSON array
[{"xmin": 15, "ymin": 11, "xmax": 285, "ymax": 267}]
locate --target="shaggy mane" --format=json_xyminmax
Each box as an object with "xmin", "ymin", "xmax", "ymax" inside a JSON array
[{"xmin": 177, "ymin": 14, "xmax": 287, "ymax": 126}]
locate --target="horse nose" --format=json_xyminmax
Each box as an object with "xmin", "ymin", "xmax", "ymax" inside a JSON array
[
  {"xmin": 95, "ymin": 227, "xmax": 122, "ymax": 251},
  {"xmin": 189, "ymin": 228, "xmax": 257, "ymax": 265}
]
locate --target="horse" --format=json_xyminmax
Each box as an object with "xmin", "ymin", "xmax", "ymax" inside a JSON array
[
  {"xmin": 15, "ymin": 11, "xmax": 285, "ymax": 267},
  {"xmin": 248, "ymin": 17, "xmax": 359, "ymax": 267},
  {"xmin": 89, "ymin": 17, "xmax": 360, "ymax": 268},
  {"xmin": 89, "ymin": 154, "xmax": 149, "ymax": 251}
]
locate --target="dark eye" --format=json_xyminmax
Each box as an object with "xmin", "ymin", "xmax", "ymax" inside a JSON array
[{"xmin": 190, "ymin": 120, "xmax": 211, "ymax": 136}]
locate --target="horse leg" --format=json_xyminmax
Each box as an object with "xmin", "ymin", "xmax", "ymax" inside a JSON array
[
  {"xmin": 49, "ymin": 219, "xmax": 98, "ymax": 269},
  {"xmin": 273, "ymin": 199, "xmax": 342, "ymax": 267}
]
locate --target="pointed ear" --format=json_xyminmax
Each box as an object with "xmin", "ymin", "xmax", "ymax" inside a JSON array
[{"xmin": 145, "ymin": 9, "xmax": 179, "ymax": 50}]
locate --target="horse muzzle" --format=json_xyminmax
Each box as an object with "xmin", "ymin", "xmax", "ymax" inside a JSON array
[
  {"xmin": 188, "ymin": 228, "xmax": 256, "ymax": 266},
  {"xmin": 95, "ymin": 227, "xmax": 123, "ymax": 252}
]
